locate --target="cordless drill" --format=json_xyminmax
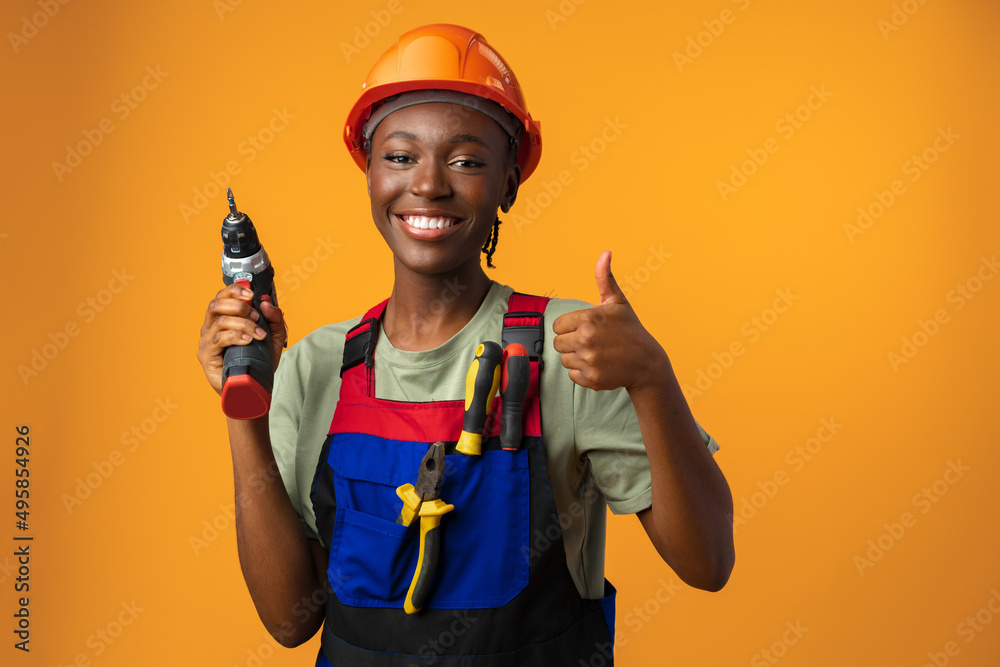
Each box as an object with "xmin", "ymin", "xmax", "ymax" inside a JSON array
[{"xmin": 220, "ymin": 187, "xmax": 277, "ymax": 420}]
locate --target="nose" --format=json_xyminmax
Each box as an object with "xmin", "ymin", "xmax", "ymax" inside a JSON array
[{"xmin": 409, "ymin": 158, "xmax": 452, "ymax": 200}]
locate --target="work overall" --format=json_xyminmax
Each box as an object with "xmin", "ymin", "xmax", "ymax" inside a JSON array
[{"xmin": 310, "ymin": 293, "xmax": 617, "ymax": 666}]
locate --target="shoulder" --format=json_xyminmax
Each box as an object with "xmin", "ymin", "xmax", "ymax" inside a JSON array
[
  {"xmin": 282, "ymin": 317, "xmax": 362, "ymax": 362},
  {"xmin": 542, "ymin": 296, "xmax": 592, "ymax": 322},
  {"xmin": 274, "ymin": 316, "xmax": 363, "ymax": 390}
]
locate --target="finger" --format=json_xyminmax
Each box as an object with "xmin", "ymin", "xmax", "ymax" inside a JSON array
[
  {"xmin": 211, "ymin": 314, "xmax": 268, "ymax": 342},
  {"xmin": 551, "ymin": 309, "xmax": 584, "ymax": 335},
  {"xmin": 558, "ymin": 351, "xmax": 584, "ymax": 372},
  {"xmin": 202, "ymin": 293, "xmax": 258, "ymax": 332},
  {"xmin": 218, "ymin": 283, "xmax": 256, "ymax": 302},
  {"xmin": 552, "ymin": 331, "xmax": 578, "ymax": 355},
  {"xmin": 567, "ymin": 368, "xmax": 598, "ymax": 391},
  {"xmin": 595, "ymin": 250, "xmax": 627, "ymax": 306},
  {"xmin": 260, "ymin": 300, "xmax": 289, "ymax": 351}
]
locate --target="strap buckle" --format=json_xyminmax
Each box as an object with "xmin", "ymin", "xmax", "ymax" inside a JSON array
[
  {"xmin": 340, "ymin": 317, "xmax": 379, "ymax": 377},
  {"xmin": 502, "ymin": 311, "xmax": 544, "ymax": 371}
]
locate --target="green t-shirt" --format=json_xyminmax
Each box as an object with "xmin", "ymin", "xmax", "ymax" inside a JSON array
[{"xmin": 269, "ymin": 281, "xmax": 718, "ymax": 599}]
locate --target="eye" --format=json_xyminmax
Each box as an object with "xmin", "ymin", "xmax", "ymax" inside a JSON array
[
  {"xmin": 451, "ymin": 157, "xmax": 486, "ymax": 169},
  {"xmin": 382, "ymin": 152, "xmax": 413, "ymax": 165}
]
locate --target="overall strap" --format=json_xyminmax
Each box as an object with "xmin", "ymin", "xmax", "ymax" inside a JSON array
[
  {"xmin": 340, "ymin": 291, "xmax": 549, "ymax": 401},
  {"xmin": 503, "ymin": 293, "xmax": 548, "ymax": 370},
  {"xmin": 340, "ymin": 298, "xmax": 388, "ymax": 398}
]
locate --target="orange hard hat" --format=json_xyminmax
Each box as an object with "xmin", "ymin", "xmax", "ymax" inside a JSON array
[{"xmin": 344, "ymin": 24, "xmax": 543, "ymax": 182}]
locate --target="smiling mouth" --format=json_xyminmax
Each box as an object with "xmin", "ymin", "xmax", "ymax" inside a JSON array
[{"xmin": 398, "ymin": 214, "xmax": 461, "ymax": 230}]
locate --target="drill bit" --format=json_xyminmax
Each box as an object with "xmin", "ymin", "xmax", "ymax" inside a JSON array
[{"xmin": 227, "ymin": 187, "xmax": 240, "ymax": 218}]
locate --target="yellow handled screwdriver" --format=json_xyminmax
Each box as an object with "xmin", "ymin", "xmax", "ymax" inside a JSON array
[{"xmin": 455, "ymin": 342, "xmax": 503, "ymax": 456}]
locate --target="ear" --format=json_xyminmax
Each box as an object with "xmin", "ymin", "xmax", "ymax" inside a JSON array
[
  {"xmin": 366, "ymin": 159, "xmax": 372, "ymax": 198},
  {"xmin": 500, "ymin": 163, "xmax": 521, "ymax": 213}
]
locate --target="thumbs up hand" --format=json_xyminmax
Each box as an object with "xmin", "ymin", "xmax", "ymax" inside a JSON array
[{"xmin": 552, "ymin": 251, "xmax": 668, "ymax": 392}]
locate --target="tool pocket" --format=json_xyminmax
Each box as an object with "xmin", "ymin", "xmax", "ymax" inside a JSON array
[{"xmin": 321, "ymin": 432, "xmax": 530, "ymax": 609}]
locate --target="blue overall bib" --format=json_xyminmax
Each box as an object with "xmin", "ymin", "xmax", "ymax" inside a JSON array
[{"xmin": 311, "ymin": 293, "xmax": 616, "ymax": 666}]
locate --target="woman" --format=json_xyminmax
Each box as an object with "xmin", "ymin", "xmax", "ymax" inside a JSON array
[{"xmin": 197, "ymin": 23, "xmax": 734, "ymax": 666}]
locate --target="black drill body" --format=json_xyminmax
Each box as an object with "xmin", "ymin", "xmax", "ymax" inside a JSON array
[{"xmin": 220, "ymin": 188, "xmax": 277, "ymax": 419}]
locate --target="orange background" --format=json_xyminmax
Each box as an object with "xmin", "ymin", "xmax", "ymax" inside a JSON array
[{"xmin": 3, "ymin": 0, "xmax": 999, "ymax": 665}]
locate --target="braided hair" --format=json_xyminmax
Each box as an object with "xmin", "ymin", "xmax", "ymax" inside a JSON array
[
  {"xmin": 482, "ymin": 216, "xmax": 502, "ymax": 269},
  {"xmin": 481, "ymin": 134, "xmax": 521, "ymax": 269}
]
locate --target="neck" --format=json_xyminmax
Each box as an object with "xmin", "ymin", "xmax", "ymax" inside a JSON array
[{"xmin": 381, "ymin": 258, "xmax": 493, "ymax": 351}]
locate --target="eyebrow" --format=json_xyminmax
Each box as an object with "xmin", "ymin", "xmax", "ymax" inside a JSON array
[
  {"xmin": 448, "ymin": 134, "xmax": 491, "ymax": 150},
  {"xmin": 381, "ymin": 130, "xmax": 492, "ymax": 150}
]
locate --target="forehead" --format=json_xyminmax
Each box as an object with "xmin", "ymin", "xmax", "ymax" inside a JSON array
[{"xmin": 372, "ymin": 102, "xmax": 507, "ymax": 149}]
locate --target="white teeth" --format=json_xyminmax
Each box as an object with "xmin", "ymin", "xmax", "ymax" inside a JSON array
[{"xmin": 401, "ymin": 215, "xmax": 457, "ymax": 230}]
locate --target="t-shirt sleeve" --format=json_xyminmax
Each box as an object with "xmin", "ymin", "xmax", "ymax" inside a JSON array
[
  {"xmin": 268, "ymin": 343, "xmax": 321, "ymax": 541},
  {"xmin": 547, "ymin": 298, "xmax": 719, "ymax": 516},
  {"xmin": 573, "ymin": 387, "xmax": 718, "ymax": 515}
]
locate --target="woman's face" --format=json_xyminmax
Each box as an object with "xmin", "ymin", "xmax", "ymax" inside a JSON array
[{"xmin": 366, "ymin": 102, "xmax": 520, "ymax": 277}]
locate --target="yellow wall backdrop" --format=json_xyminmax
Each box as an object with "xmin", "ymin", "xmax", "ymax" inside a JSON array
[{"xmin": 3, "ymin": 0, "xmax": 998, "ymax": 664}]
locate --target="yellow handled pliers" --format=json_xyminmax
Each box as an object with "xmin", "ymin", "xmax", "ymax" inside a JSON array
[{"xmin": 395, "ymin": 441, "xmax": 454, "ymax": 614}]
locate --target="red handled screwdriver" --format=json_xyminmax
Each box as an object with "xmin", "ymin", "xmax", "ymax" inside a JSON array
[{"xmin": 499, "ymin": 344, "xmax": 530, "ymax": 451}]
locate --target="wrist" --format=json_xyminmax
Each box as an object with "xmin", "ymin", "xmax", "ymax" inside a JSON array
[{"xmin": 626, "ymin": 339, "xmax": 673, "ymax": 395}]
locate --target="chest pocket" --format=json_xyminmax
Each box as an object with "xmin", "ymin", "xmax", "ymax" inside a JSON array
[{"xmin": 322, "ymin": 431, "xmax": 531, "ymax": 609}]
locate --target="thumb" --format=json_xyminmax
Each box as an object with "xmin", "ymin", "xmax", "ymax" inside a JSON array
[
  {"xmin": 260, "ymin": 297, "xmax": 288, "ymax": 351},
  {"xmin": 595, "ymin": 250, "xmax": 627, "ymax": 305}
]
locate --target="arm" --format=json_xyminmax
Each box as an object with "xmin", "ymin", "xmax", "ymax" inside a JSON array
[
  {"xmin": 552, "ymin": 251, "xmax": 735, "ymax": 591},
  {"xmin": 227, "ymin": 416, "xmax": 329, "ymax": 645},
  {"xmin": 197, "ymin": 284, "xmax": 327, "ymax": 645}
]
